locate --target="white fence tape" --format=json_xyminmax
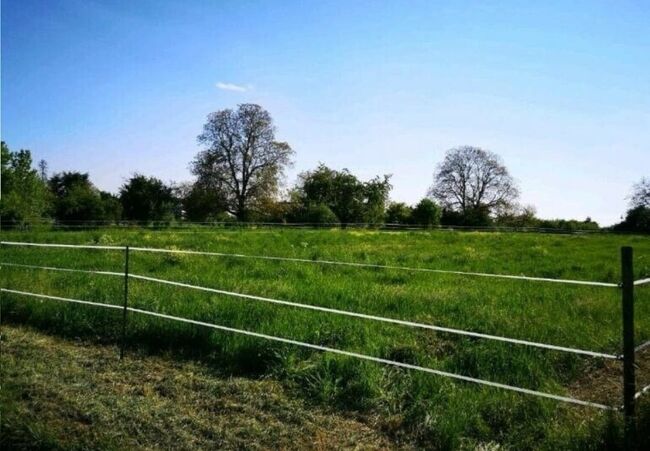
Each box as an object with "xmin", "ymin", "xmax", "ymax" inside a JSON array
[
  {"xmin": 1, "ymin": 288, "xmax": 122, "ymax": 310},
  {"xmin": 129, "ymin": 273, "xmax": 619, "ymax": 360},
  {"xmin": 1, "ymin": 260, "xmax": 619, "ymax": 358},
  {"xmin": 1, "ymin": 241, "xmax": 125, "ymax": 250},
  {"xmin": 0, "ymin": 287, "xmax": 613, "ymax": 411},
  {"xmin": 1, "ymin": 262, "xmax": 123, "ymax": 277},
  {"xmin": 1, "ymin": 240, "xmax": 619, "ymax": 287},
  {"xmin": 634, "ymin": 277, "xmax": 650, "ymax": 286},
  {"xmin": 635, "ymin": 384, "xmax": 650, "ymax": 400},
  {"xmin": 129, "ymin": 246, "xmax": 619, "ymax": 288},
  {"xmin": 635, "ymin": 340, "xmax": 650, "ymax": 353}
]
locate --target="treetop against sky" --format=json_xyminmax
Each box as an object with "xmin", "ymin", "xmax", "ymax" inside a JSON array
[{"xmin": 1, "ymin": 0, "xmax": 648, "ymax": 225}]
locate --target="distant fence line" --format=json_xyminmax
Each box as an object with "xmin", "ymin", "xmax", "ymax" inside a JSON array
[
  {"xmin": 0, "ymin": 219, "xmax": 610, "ymax": 234},
  {"xmin": 1, "ymin": 240, "xmax": 648, "ymax": 447}
]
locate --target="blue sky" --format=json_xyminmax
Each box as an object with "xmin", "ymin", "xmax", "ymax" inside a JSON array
[{"xmin": 2, "ymin": 0, "xmax": 648, "ymax": 225}]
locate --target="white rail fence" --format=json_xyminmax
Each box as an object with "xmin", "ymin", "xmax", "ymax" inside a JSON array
[{"xmin": 1, "ymin": 240, "xmax": 648, "ymax": 445}]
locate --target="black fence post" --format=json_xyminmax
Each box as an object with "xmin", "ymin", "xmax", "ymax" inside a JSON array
[
  {"xmin": 621, "ymin": 246, "xmax": 636, "ymax": 450},
  {"xmin": 120, "ymin": 245, "xmax": 130, "ymax": 360}
]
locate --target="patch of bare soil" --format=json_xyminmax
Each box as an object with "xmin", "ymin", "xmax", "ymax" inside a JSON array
[{"xmin": 569, "ymin": 345, "xmax": 650, "ymax": 408}]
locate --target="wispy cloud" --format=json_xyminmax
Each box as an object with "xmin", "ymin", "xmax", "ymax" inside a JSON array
[{"xmin": 216, "ymin": 82, "xmax": 249, "ymax": 92}]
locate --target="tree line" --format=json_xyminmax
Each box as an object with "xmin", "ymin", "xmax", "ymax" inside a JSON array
[{"xmin": 1, "ymin": 104, "xmax": 648, "ymax": 232}]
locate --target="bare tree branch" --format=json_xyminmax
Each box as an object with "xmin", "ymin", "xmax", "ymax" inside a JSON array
[
  {"xmin": 193, "ymin": 104, "xmax": 294, "ymax": 220},
  {"xmin": 428, "ymin": 146, "xmax": 519, "ymax": 216}
]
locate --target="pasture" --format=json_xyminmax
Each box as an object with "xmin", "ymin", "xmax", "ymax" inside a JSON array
[{"xmin": 2, "ymin": 228, "xmax": 649, "ymax": 449}]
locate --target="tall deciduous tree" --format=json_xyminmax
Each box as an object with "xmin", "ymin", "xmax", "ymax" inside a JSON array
[
  {"xmin": 429, "ymin": 146, "xmax": 519, "ymax": 219},
  {"xmin": 192, "ymin": 104, "xmax": 294, "ymax": 220},
  {"xmin": 1, "ymin": 142, "xmax": 51, "ymax": 226}
]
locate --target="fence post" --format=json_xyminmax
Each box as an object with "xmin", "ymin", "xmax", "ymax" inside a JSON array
[
  {"xmin": 621, "ymin": 246, "xmax": 636, "ymax": 450},
  {"xmin": 120, "ymin": 245, "xmax": 130, "ymax": 360}
]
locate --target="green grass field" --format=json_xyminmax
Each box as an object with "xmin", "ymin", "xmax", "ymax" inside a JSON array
[{"xmin": 2, "ymin": 228, "xmax": 649, "ymax": 449}]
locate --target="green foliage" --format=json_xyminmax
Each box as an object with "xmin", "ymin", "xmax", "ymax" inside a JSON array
[
  {"xmin": 301, "ymin": 204, "xmax": 340, "ymax": 225},
  {"xmin": 99, "ymin": 191, "xmax": 123, "ymax": 222},
  {"xmin": 177, "ymin": 182, "xmax": 227, "ymax": 222},
  {"xmin": 441, "ymin": 205, "xmax": 492, "ymax": 227},
  {"xmin": 291, "ymin": 164, "xmax": 391, "ymax": 224},
  {"xmin": 49, "ymin": 171, "xmax": 119, "ymax": 223},
  {"xmin": 537, "ymin": 218, "xmax": 600, "ymax": 232},
  {"xmin": 385, "ymin": 202, "xmax": 413, "ymax": 224},
  {"xmin": 494, "ymin": 205, "xmax": 540, "ymax": 228},
  {"xmin": 614, "ymin": 206, "xmax": 650, "ymax": 233},
  {"xmin": 410, "ymin": 198, "xmax": 441, "ymax": 227},
  {"xmin": 0, "ymin": 142, "xmax": 52, "ymax": 226},
  {"xmin": 119, "ymin": 174, "xmax": 178, "ymax": 222}
]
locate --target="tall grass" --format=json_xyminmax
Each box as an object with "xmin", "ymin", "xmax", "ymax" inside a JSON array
[{"xmin": 2, "ymin": 228, "xmax": 649, "ymax": 449}]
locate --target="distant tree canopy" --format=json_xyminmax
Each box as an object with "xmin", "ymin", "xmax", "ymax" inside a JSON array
[
  {"xmin": 0, "ymin": 119, "xmax": 644, "ymax": 233},
  {"xmin": 385, "ymin": 202, "xmax": 412, "ymax": 224},
  {"xmin": 614, "ymin": 178, "xmax": 650, "ymax": 233},
  {"xmin": 192, "ymin": 104, "xmax": 294, "ymax": 221},
  {"xmin": 290, "ymin": 164, "xmax": 392, "ymax": 224},
  {"xmin": 49, "ymin": 171, "xmax": 119, "ymax": 223},
  {"xmin": 176, "ymin": 181, "xmax": 228, "ymax": 222},
  {"xmin": 630, "ymin": 178, "xmax": 650, "ymax": 209},
  {"xmin": 1, "ymin": 142, "xmax": 51, "ymax": 226},
  {"xmin": 429, "ymin": 146, "xmax": 518, "ymax": 225},
  {"xmin": 411, "ymin": 199, "xmax": 442, "ymax": 227},
  {"xmin": 385, "ymin": 199, "xmax": 442, "ymax": 227},
  {"xmin": 119, "ymin": 174, "xmax": 178, "ymax": 222}
]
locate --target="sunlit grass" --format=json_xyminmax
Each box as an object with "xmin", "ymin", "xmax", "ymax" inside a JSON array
[{"xmin": 1, "ymin": 228, "xmax": 649, "ymax": 449}]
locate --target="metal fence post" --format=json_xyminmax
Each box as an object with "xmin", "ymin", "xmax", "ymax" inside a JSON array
[
  {"xmin": 621, "ymin": 246, "xmax": 636, "ymax": 450},
  {"xmin": 120, "ymin": 245, "xmax": 130, "ymax": 360}
]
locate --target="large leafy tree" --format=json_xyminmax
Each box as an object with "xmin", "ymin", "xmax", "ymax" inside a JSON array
[
  {"xmin": 192, "ymin": 104, "xmax": 294, "ymax": 221},
  {"xmin": 119, "ymin": 174, "xmax": 178, "ymax": 222},
  {"xmin": 1, "ymin": 142, "xmax": 51, "ymax": 226},
  {"xmin": 49, "ymin": 171, "xmax": 116, "ymax": 223},
  {"xmin": 291, "ymin": 164, "xmax": 391, "ymax": 224},
  {"xmin": 429, "ymin": 146, "xmax": 519, "ymax": 221}
]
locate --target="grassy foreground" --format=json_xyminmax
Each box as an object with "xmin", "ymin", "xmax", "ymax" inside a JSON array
[
  {"xmin": 1, "ymin": 228, "xmax": 650, "ymax": 449},
  {"xmin": 1, "ymin": 324, "xmax": 394, "ymax": 450}
]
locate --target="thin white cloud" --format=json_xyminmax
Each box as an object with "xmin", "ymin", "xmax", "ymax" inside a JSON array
[{"xmin": 216, "ymin": 82, "xmax": 249, "ymax": 92}]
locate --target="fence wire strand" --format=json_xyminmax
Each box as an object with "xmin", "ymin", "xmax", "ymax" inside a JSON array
[
  {"xmin": 1, "ymin": 288, "xmax": 122, "ymax": 310},
  {"xmin": 635, "ymin": 384, "xmax": 650, "ymax": 400},
  {"xmin": 635, "ymin": 340, "xmax": 650, "ymax": 353},
  {"xmin": 1, "ymin": 241, "xmax": 125, "ymax": 250},
  {"xmin": 1, "ymin": 241, "xmax": 619, "ymax": 287},
  {"xmin": 634, "ymin": 277, "xmax": 650, "ymax": 286},
  {"xmin": 0, "ymin": 287, "xmax": 614, "ymax": 411},
  {"xmin": 1, "ymin": 262, "xmax": 124, "ymax": 277},
  {"xmin": 0, "ymin": 259, "xmax": 619, "ymax": 359},
  {"xmin": 129, "ymin": 272, "xmax": 619, "ymax": 360},
  {"xmin": 129, "ymin": 245, "xmax": 619, "ymax": 287}
]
